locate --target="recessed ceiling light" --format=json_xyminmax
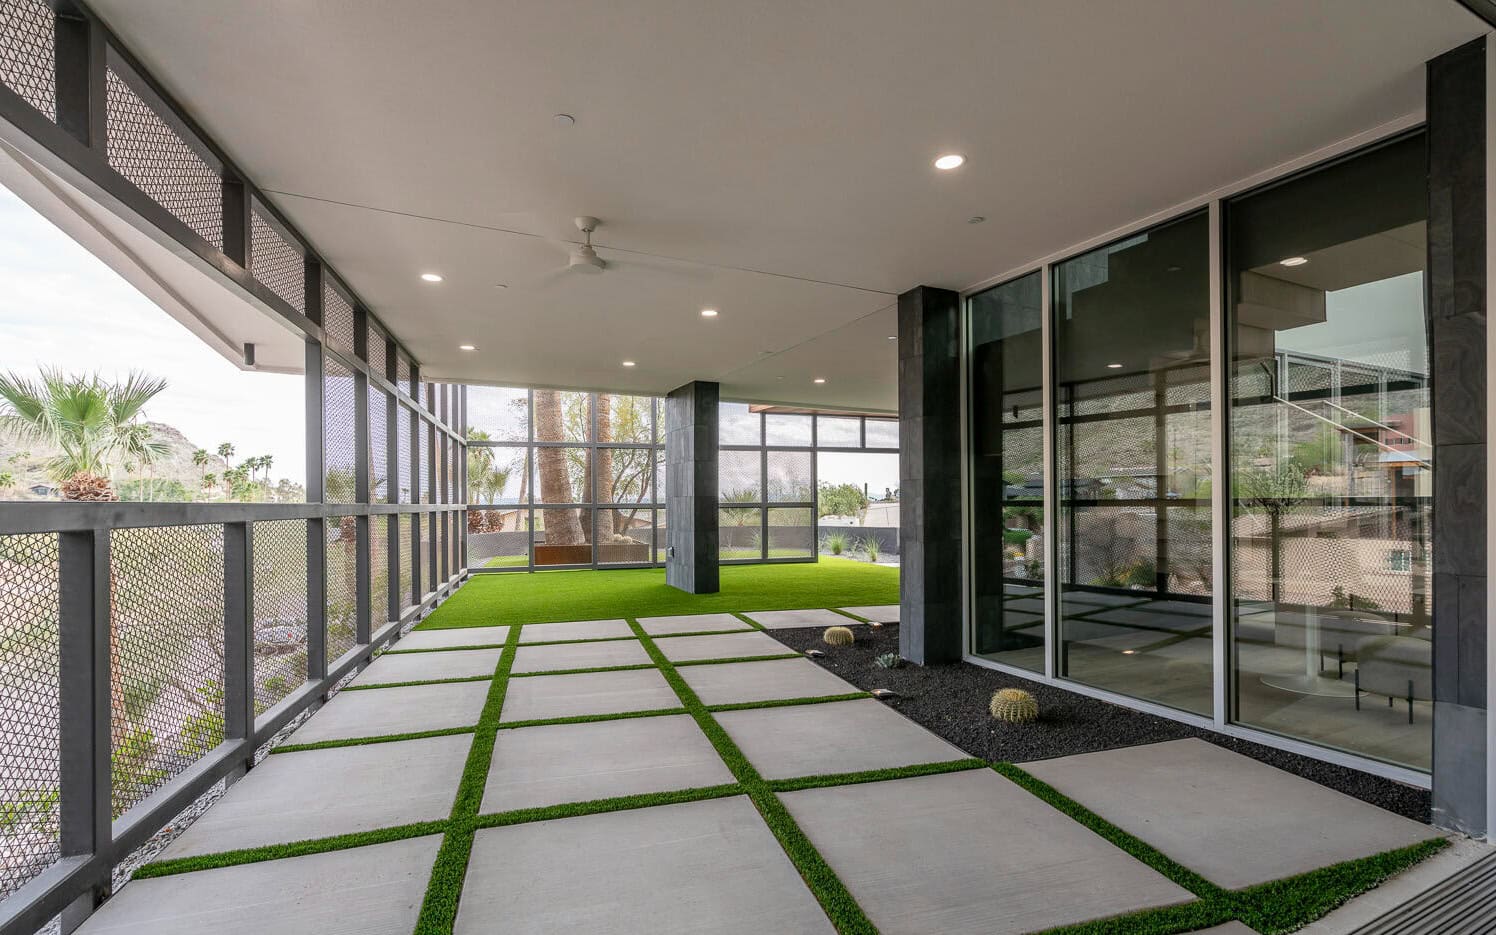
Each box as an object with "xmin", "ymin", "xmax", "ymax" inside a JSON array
[
  {"xmin": 934, "ymin": 153, "xmax": 965, "ymax": 170},
  {"xmin": 967, "ymin": 216, "xmax": 986, "ymax": 224},
  {"xmin": 1106, "ymin": 363, "xmax": 1123, "ymax": 369},
  {"xmin": 458, "ymin": 344, "xmax": 476, "ymax": 351},
  {"xmin": 553, "ymin": 113, "xmax": 575, "ymax": 127},
  {"xmin": 887, "ymin": 335, "xmax": 897, "ymax": 340},
  {"xmin": 700, "ymin": 308, "xmax": 718, "ymax": 318},
  {"xmin": 813, "ymin": 377, "xmax": 827, "ymax": 384},
  {"xmin": 420, "ymin": 272, "xmax": 443, "ymax": 282},
  {"xmin": 1280, "ymin": 256, "xmax": 1309, "ymax": 267},
  {"xmin": 621, "ymin": 360, "xmax": 636, "ymax": 367}
]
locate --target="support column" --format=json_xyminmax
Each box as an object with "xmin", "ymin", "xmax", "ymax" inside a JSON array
[
  {"xmin": 1429, "ymin": 37, "xmax": 1487, "ymax": 836},
  {"xmin": 665, "ymin": 381, "xmax": 719, "ymax": 593},
  {"xmin": 899, "ymin": 286, "xmax": 963, "ymax": 664}
]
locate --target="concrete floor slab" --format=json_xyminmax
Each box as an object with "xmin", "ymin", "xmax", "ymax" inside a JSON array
[
  {"xmin": 481, "ymin": 715, "xmax": 734, "ymax": 812},
  {"xmin": 160, "ymin": 735, "xmax": 469, "ymax": 859},
  {"xmin": 351, "ymin": 648, "xmax": 501, "ymax": 686},
  {"xmin": 679, "ymin": 658, "xmax": 859, "ymax": 706},
  {"xmin": 76, "ymin": 835, "xmax": 442, "ymax": 935},
  {"xmin": 1022, "ymin": 738, "xmax": 1435, "ymax": 889},
  {"xmin": 780, "ymin": 769, "xmax": 1193, "ymax": 935},
  {"xmin": 500, "ymin": 668, "xmax": 681, "ymax": 722},
  {"xmin": 656, "ymin": 630, "xmax": 792, "ymax": 662},
  {"xmin": 455, "ymin": 796, "xmax": 834, "ymax": 935},
  {"xmin": 743, "ymin": 608, "xmax": 860, "ymax": 630},
  {"xmin": 717, "ymin": 699, "xmax": 967, "ymax": 779},
  {"xmin": 511, "ymin": 639, "xmax": 652, "ymax": 673},
  {"xmin": 289, "ymin": 680, "xmax": 490, "ymax": 744},
  {"xmin": 636, "ymin": 613, "xmax": 753, "ymax": 635},
  {"xmin": 838, "ymin": 605, "xmax": 899, "ymax": 623},
  {"xmin": 519, "ymin": 618, "xmax": 633, "ymax": 643},
  {"xmin": 398, "ymin": 625, "xmax": 509, "ymax": 650}
]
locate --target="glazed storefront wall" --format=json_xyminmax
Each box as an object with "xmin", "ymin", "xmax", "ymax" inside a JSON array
[{"xmin": 966, "ymin": 130, "xmax": 1433, "ymax": 775}]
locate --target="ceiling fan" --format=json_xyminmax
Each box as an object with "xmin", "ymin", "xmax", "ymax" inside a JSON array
[
  {"xmin": 514, "ymin": 216, "xmax": 712, "ymax": 289},
  {"xmin": 565, "ymin": 216, "xmax": 607, "ymax": 274}
]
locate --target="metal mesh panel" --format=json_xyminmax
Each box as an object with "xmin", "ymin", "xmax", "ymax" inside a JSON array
[
  {"xmin": 251, "ymin": 209, "xmax": 304, "ymax": 313},
  {"xmin": 599, "ymin": 509, "xmax": 653, "ymax": 565},
  {"xmin": 765, "ymin": 450, "xmax": 813, "ymax": 502},
  {"xmin": 467, "ymin": 386, "xmax": 528, "ymax": 441},
  {"xmin": 325, "ymin": 520, "xmax": 358, "ymax": 663},
  {"xmin": 0, "ymin": 1, "xmax": 56, "ymax": 121},
  {"xmin": 323, "ymin": 357, "xmax": 357, "ymax": 503},
  {"xmin": 322, "ymin": 284, "xmax": 355, "ymax": 355},
  {"xmin": 719, "ymin": 403, "xmax": 760, "ymax": 446},
  {"xmin": 865, "ymin": 418, "xmax": 899, "ymax": 449},
  {"xmin": 764, "ymin": 414, "xmax": 811, "ymax": 447},
  {"xmin": 418, "ymin": 420, "xmax": 430, "ymax": 504},
  {"xmin": 468, "ymin": 508, "xmax": 529, "ymax": 568},
  {"xmin": 600, "ymin": 447, "xmax": 653, "ymax": 505},
  {"xmin": 719, "ymin": 508, "xmax": 762, "ymax": 560},
  {"xmin": 395, "ymin": 353, "xmax": 411, "ymax": 396},
  {"xmin": 366, "ymin": 322, "xmax": 388, "ymax": 379},
  {"xmin": 397, "ymin": 515, "xmax": 413, "ymax": 611},
  {"xmin": 369, "ymin": 385, "xmax": 388, "ymax": 503},
  {"xmin": 250, "ymin": 521, "xmax": 306, "ymax": 715},
  {"xmin": 397, "ymin": 407, "xmax": 412, "ymax": 504},
  {"xmin": 767, "ymin": 508, "xmax": 815, "ymax": 557},
  {"xmin": 532, "ymin": 448, "xmax": 591, "ymax": 503},
  {"xmin": 0, "ymin": 533, "xmax": 60, "ymax": 900},
  {"xmin": 815, "ymin": 416, "xmax": 860, "ymax": 447},
  {"xmin": 719, "ymin": 450, "xmax": 761, "ymax": 502},
  {"xmin": 421, "ymin": 515, "xmax": 434, "ymax": 595},
  {"xmin": 105, "ymin": 68, "xmax": 222, "ymax": 248},
  {"xmin": 369, "ymin": 516, "xmax": 390, "ymax": 627},
  {"xmin": 110, "ymin": 526, "xmax": 224, "ymax": 818}
]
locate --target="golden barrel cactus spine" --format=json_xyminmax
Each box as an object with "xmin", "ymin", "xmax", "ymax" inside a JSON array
[
  {"xmin": 822, "ymin": 625, "xmax": 855, "ymax": 647},
  {"xmin": 989, "ymin": 688, "xmax": 1039, "ymax": 723}
]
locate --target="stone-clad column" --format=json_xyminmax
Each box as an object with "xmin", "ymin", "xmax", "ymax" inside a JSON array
[
  {"xmin": 665, "ymin": 381, "xmax": 720, "ymax": 594},
  {"xmin": 1428, "ymin": 37, "xmax": 1487, "ymax": 836},
  {"xmin": 899, "ymin": 286, "xmax": 963, "ymax": 664}
]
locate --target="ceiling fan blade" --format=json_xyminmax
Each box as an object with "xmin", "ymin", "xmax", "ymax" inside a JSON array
[{"xmin": 603, "ymin": 253, "xmax": 715, "ymax": 282}]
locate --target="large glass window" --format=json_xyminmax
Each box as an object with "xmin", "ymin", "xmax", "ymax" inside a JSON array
[
  {"xmin": 1227, "ymin": 135, "xmax": 1431, "ymax": 770},
  {"xmin": 1054, "ymin": 212, "xmax": 1214, "ymax": 715},
  {"xmin": 718, "ymin": 403, "xmax": 818, "ymax": 562},
  {"xmin": 969, "ymin": 272, "xmax": 1046, "ymax": 671}
]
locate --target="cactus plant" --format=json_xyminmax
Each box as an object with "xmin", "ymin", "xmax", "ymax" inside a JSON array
[
  {"xmin": 874, "ymin": 651, "xmax": 902, "ymax": 669},
  {"xmin": 989, "ymin": 687, "xmax": 1039, "ymax": 723},
  {"xmin": 822, "ymin": 625, "xmax": 855, "ymax": 647}
]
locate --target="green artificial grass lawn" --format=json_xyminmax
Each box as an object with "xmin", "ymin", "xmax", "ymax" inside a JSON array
[
  {"xmin": 420, "ymin": 557, "xmax": 898, "ymax": 628},
  {"xmin": 482, "ymin": 554, "xmax": 528, "ymax": 568}
]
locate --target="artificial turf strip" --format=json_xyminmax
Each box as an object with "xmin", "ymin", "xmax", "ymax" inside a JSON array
[
  {"xmin": 411, "ymin": 623, "xmax": 522, "ymax": 935},
  {"xmin": 673, "ymin": 652, "xmax": 805, "ymax": 666},
  {"xmin": 627, "ymin": 619, "xmax": 878, "ymax": 935},
  {"xmin": 270, "ymin": 725, "xmax": 477, "ymax": 753},
  {"xmin": 473, "ymin": 783, "xmax": 745, "ymax": 828},
  {"xmin": 496, "ymin": 707, "xmax": 688, "ymax": 730},
  {"xmin": 418, "ymin": 558, "xmax": 898, "ymax": 628},
  {"xmin": 384, "ymin": 643, "xmax": 508, "ymax": 654},
  {"xmin": 706, "ymin": 692, "xmax": 872, "ymax": 712},
  {"xmin": 766, "ymin": 758, "xmax": 988, "ymax": 792},
  {"xmin": 132, "ymin": 819, "xmax": 450, "ymax": 879},
  {"xmin": 339, "ymin": 674, "xmax": 492, "ymax": 691},
  {"xmin": 507, "ymin": 662, "xmax": 658, "ymax": 677}
]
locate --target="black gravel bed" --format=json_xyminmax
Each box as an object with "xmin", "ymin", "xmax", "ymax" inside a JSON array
[{"xmin": 769, "ymin": 623, "xmax": 1431, "ymax": 823}]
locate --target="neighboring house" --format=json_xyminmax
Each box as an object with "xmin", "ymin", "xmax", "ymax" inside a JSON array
[{"xmin": 27, "ymin": 483, "xmax": 58, "ymax": 498}]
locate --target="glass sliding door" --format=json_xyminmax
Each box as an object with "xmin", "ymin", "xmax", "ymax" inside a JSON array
[
  {"xmin": 969, "ymin": 272, "xmax": 1046, "ymax": 671},
  {"xmin": 1226, "ymin": 134, "xmax": 1431, "ymax": 771},
  {"xmin": 1053, "ymin": 212, "xmax": 1214, "ymax": 715}
]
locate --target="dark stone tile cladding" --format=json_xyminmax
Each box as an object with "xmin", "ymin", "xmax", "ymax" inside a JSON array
[
  {"xmin": 899, "ymin": 286, "xmax": 963, "ymax": 664},
  {"xmin": 1428, "ymin": 37, "xmax": 1486, "ymax": 836},
  {"xmin": 665, "ymin": 381, "xmax": 719, "ymax": 594}
]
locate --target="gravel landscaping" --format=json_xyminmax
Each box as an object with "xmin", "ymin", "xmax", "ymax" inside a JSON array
[{"xmin": 767, "ymin": 622, "xmax": 1432, "ymax": 822}]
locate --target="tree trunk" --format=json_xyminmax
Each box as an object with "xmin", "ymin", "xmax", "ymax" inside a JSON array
[
  {"xmin": 596, "ymin": 394, "xmax": 614, "ymax": 539},
  {"xmin": 535, "ymin": 390, "xmax": 585, "ymax": 545}
]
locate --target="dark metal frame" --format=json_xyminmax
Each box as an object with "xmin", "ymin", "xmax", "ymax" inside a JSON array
[{"xmin": 0, "ymin": 4, "xmax": 469, "ymax": 931}]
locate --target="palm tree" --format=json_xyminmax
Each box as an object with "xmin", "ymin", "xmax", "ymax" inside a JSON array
[
  {"xmin": 535, "ymin": 390, "xmax": 585, "ymax": 545},
  {"xmin": 0, "ymin": 369, "xmax": 168, "ymax": 500},
  {"xmin": 216, "ymin": 442, "xmax": 234, "ymax": 468},
  {"xmin": 259, "ymin": 454, "xmax": 274, "ymax": 483}
]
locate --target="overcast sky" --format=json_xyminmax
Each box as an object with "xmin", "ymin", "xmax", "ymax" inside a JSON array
[{"xmin": 0, "ymin": 185, "xmax": 307, "ymax": 481}]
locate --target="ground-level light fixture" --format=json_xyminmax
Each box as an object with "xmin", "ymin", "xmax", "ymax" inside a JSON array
[
  {"xmin": 420, "ymin": 272, "xmax": 444, "ymax": 282},
  {"xmin": 700, "ymin": 308, "xmax": 718, "ymax": 318},
  {"xmin": 934, "ymin": 153, "xmax": 965, "ymax": 170},
  {"xmin": 1280, "ymin": 256, "xmax": 1309, "ymax": 267},
  {"xmin": 459, "ymin": 344, "xmax": 477, "ymax": 351},
  {"xmin": 1106, "ymin": 362, "xmax": 1123, "ymax": 369}
]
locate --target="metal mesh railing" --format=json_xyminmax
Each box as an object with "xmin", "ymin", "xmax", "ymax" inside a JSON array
[
  {"xmin": 421, "ymin": 516, "xmax": 434, "ymax": 596},
  {"xmin": 0, "ymin": 534, "xmax": 60, "ymax": 901},
  {"xmin": 369, "ymin": 385, "xmax": 388, "ymax": 503},
  {"xmin": 397, "ymin": 516, "xmax": 413, "ymax": 611},
  {"xmin": 105, "ymin": 68, "xmax": 222, "ymax": 249},
  {"xmin": 395, "ymin": 353, "xmax": 411, "ymax": 397},
  {"xmin": 366, "ymin": 322, "xmax": 388, "ymax": 380},
  {"xmin": 109, "ymin": 526, "xmax": 225, "ymax": 818},
  {"xmin": 325, "ymin": 521, "xmax": 358, "ymax": 664},
  {"xmin": 767, "ymin": 508, "xmax": 815, "ymax": 557},
  {"xmin": 719, "ymin": 450, "xmax": 761, "ymax": 502},
  {"xmin": 323, "ymin": 284, "xmax": 356, "ymax": 355},
  {"xmin": 323, "ymin": 357, "xmax": 357, "ymax": 503},
  {"xmin": 397, "ymin": 407, "xmax": 412, "ymax": 504},
  {"xmin": 766, "ymin": 450, "xmax": 813, "ymax": 502},
  {"xmin": 0, "ymin": 1, "xmax": 56, "ymax": 122},
  {"xmin": 418, "ymin": 419, "xmax": 430, "ymax": 504},
  {"xmin": 369, "ymin": 517, "xmax": 389, "ymax": 627},
  {"xmin": 250, "ymin": 208, "xmax": 305, "ymax": 314},
  {"xmin": 250, "ymin": 521, "xmax": 307, "ymax": 715}
]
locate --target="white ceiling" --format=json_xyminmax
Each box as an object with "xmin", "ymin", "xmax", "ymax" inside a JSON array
[{"xmin": 85, "ymin": 0, "xmax": 1485, "ymax": 412}]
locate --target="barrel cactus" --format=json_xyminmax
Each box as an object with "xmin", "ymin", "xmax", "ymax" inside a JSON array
[
  {"xmin": 823, "ymin": 625, "xmax": 855, "ymax": 647},
  {"xmin": 989, "ymin": 688, "xmax": 1039, "ymax": 723}
]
